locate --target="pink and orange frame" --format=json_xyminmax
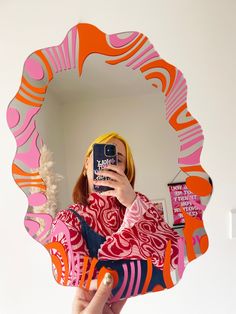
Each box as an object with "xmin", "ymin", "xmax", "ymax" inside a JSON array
[{"xmin": 6, "ymin": 23, "xmax": 213, "ymax": 299}]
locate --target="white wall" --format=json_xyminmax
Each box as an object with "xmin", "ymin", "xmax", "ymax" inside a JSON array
[
  {"xmin": 38, "ymin": 86, "xmax": 183, "ymax": 224},
  {"xmin": 0, "ymin": 1, "xmax": 235, "ymax": 313}
]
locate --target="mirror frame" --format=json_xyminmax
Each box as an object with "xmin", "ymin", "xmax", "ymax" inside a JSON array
[{"xmin": 6, "ymin": 22, "xmax": 213, "ymax": 299}]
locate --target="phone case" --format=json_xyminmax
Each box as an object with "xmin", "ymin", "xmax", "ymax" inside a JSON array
[{"xmin": 93, "ymin": 143, "xmax": 117, "ymax": 192}]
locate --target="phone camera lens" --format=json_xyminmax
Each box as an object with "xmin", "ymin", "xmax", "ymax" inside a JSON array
[{"xmin": 105, "ymin": 144, "xmax": 115, "ymax": 156}]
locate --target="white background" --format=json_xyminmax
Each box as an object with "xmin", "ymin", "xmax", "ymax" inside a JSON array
[{"xmin": 0, "ymin": 1, "xmax": 236, "ymax": 313}]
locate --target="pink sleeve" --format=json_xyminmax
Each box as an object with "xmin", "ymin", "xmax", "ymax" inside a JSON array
[{"xmin": 118, "ymin": 191, "xmax": 162, "ymax": 231}]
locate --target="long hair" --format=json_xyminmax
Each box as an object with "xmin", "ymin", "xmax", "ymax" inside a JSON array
[{"xmin": 72, "ymin": 131, "xmax": 136, "ymax": 206}]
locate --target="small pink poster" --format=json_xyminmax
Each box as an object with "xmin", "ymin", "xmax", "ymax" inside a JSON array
[{"xmin": 168, "ymin": 182, "xmax": 202, "ymax": 225}]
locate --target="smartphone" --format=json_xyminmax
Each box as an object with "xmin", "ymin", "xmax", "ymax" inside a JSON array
[{"xmin": 93, "ymin": 143, "xmax": 117, "ymax": 193}]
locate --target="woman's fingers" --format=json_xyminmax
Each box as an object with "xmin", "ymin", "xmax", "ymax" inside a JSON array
[
  {"xmin": 111, "ymin": 298, "xmax": 127, "ymax": 313},
  {"xmin": 96, "ymin": 169, "xmax": 122, "ymax": 182},
  {"xmin": 103, "ymin": 164, "xmax": 125, "ymax": 176},
  {"xmin": 85, "ymin": 273, "xmax": 114, "ymax": 314},
  {"xmin": 72, "ymin": 299, "xmax": 89, "ymax": 314},
  {"xmin": 74, "ymin": 279, "xmax": 98, "ymax": 302},
  {"xmin": 74, "ymin": 286, "xmax": 96, "ymax": 303},
  {"xmin": 103, "ymin": 304, "xmax": 114, "ymax": 314},
  {"xmin": 94, "ymin": 179, "xmax": 118, "ymax": 189}
]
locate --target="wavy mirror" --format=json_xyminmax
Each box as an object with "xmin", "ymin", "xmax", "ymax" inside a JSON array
[{"xmin": 6, "ymin": 23, "xmax": 213, "ymax": 301}]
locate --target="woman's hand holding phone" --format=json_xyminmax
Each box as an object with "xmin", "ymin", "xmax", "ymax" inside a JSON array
[{"xmin": 93, "ymin": 164, "xmax": 136, "ymax": 208}]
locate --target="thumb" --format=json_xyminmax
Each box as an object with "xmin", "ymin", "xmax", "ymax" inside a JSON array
[{"xmin": 85, "ymin": 272, "xmax": 113, "ymax": 313}]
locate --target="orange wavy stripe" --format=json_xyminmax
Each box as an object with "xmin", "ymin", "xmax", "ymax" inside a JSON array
[
  {"xmin": 20, "ymin": 86, "xmax": 45, "ymax": 101},
  {"xmin": 140, "ymin": 59, "xmax": 176, "ymax": 96},
  {"xmin": 145, "ymin": 72, "xmax": 166, "ymax": 93},
  {"xmin": 45, "ymin": 242, "xmax": 69, "ymax": 285},
  {"xmin": 169, "ymin": 103, "xmax": 198, "ymax": 130},
  {"xmin": 199, "ymin": 234, "xmax": 209, "ymax": 254},
  {"xmin": 141, "ymin": 258, "xmax": 152, "ymax": 294},
  {"xmin": 21, "ymin": 76, "xmax": 47, "ymax": 94},
  {"xmin": 51, "ymin": 254, "xmax": 63, "ymax": 283},
  {"xmin": 15, "ymin": 92, "xmax": 42, "ymax": 107},
  {"xmin": 18, "ymin": 183, "xmax": 46, "ymax": 190},
  {"xmin": 12, "ymin": 163, "xmax": 40, "ymax": 176},
  {"xmin": 180, "ymin": 165, "xmax": 205, "ymax": 172},
  {"xmin": 15, "ymin": 178, "xmax": 44, "ymax": 183},
  {"xmin": 35, "ymin": 50, "xmax": 53, "ymax": 82},
  {"xmin": 181, "ymin": 207, "xmax": 204, "ymax": 262},
  {"xmin": 85, "ymin": 258, "xmax": 98, "ymax": 289},
  {"xmin": 79, "ymin": 256, "xmax": 89, "ymax": 288},
  {"xmin": 163, "ymin": 240, "xmax": 174, "ymax": 289},
  {"xmin": 186, "ymin": 176, "xmax": 212, "ymax": 197},
  {"xmin": 77, "ymin": 23, "xmax": 144, "ymax": 76},
  {"xmin": 152, "ymin": 284, "xmax": 164, "ymax": 292},
  {"xmin": 106, "ymin": 36, "xmax": 148, "ymax": 65}
]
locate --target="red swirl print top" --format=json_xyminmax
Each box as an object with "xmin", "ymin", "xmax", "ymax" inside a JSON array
[{"xmin": 50, "ymin": 191, "xmax": 180, "ymax": 286}]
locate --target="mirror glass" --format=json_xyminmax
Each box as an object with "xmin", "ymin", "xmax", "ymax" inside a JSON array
[
  {"xmin": 36, "ymin": 52, "xmax": 181, "ymax": 218},
  {"xmin": 6, "ymin": 23, "xmax": 213, "ymax": 301}
]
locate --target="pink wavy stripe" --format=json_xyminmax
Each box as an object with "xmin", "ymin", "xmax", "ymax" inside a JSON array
[
  {"xmin": 165, "ymin": 73, "xmax": 186, "ymax": 107},
  {"xmin": 166, "ymin": 94, "xmax": 187, "ymax": 120},
  {"xmin": 16, "ymin": 120, "xmax": 36, "ymax": 147},
  {"xmin": 180, "ymin": 135, "xmax": 204, "ymax": 151},
  {"xmin": 109, "ymin": 32, "xmax": 139, "ymax": 48},
  {"xmin": 15, "ymin": 130, "xmax": 40, "ymax": 168},
  {"xmin": 177, "ymin": 237, "xmax": 185, "ymax": 279},
  {"xmin": 13, "ymin": 107, "xmax": 40, "ymax": 137},
  {"xmin": 180, "ymin": 129, "xmax": 203, "ymax": 142},
  {"xmin": 24, "ymin": 219, "xmax": 40, "ymax": 237},
  {"xmin": 132, "ymin": 51, "xmax": 159, "ymax": 70},
  {"xmin": 7, "ymin": 107, "xmax": 20, "ymax": 128},
  {"xmin": 26, "ymin": 213, "xmax": 53, "ymax": 242},
  {"xmin": 63, "ymin": 35, "xmax": 71, "ymax": 69},
  {"xmin": 166, "ymin": 87, "xmax": 187, "ymax": 118},
  {"xmin": 179, "ymin": 125, "xmax": 201, "ymax": 139},
  {"xmin": 45, "ymin": 48, "xmax": 58, "ymax": 73},
  {"xmin": 58, "ymin": 45, "xmax": 67, "ymax": 70},
  {"xmin": 52, "ymin": 47, "xmax": 62, "ymax": 72},
  {"xmin": 166, "ymin": 83, "xmax": 187, "ymax": 111},
  {"xmin": 133, "ymin": 260, "xmax": 141, "ymax": 296},
  {"xmin": 111, "ymin": 264, "xmax": 128, "ymax": 302},
  {"xmin": 75, "ymin": 252, "xmax": 81, "ymax": 286},
  {"xmin": 187, "ymin": 196, "xmax": 206, "ymax": 211},
  {"xmin": 126, "ymin": 44, "xmax": 154, "ymax": 67},
  {"xmin": 50, "ymin": 220, "xmax": 75, "ymax": 279},
  {"xmin": 178, "ymin": 146, "xmax": 202, "ymax": 165},
  {"xmin": 71, "ymin": 26, "xmax": 77, "ymax": 68},
  {"xmin": 166, "ymin": 87, "xmax": 186, "ymax": 113},
  {"xmin": 125, "ymin": 261, "xmax": 135, "ymax": 298}
]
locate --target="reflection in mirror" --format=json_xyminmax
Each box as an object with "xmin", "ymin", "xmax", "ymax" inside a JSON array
[{"xmin": 6, "ymin": 23, "xmax": 213, "ymax": 301}]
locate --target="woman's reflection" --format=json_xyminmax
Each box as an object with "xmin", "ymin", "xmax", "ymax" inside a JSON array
[{"xmin": 50, "ymin": 131, "xmax": 180, "ymax": 302}]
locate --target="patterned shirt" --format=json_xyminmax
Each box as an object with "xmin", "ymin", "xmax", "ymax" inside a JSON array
[{"xmin": 50, "ymin": 191, "xmax": 180, "ymax": 286}]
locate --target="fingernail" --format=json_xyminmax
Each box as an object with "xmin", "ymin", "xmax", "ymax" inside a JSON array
[{"xmin": 103, "ymin": 272, "xmax": 113, "ymax": 286}]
